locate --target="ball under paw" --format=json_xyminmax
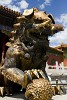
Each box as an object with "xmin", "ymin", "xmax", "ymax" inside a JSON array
[{"xmin": 25, "ymin": 78, "xmax": 54, "ymax": 100}]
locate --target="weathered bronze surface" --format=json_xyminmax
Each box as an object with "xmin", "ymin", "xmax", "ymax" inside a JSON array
[
  {"xmin": 25, "ymin": 78, "xmax": 54, "ymax": 100},
  {"xmin": 0, "ymin": 8, "xmax": 63, "ymax": 99}
]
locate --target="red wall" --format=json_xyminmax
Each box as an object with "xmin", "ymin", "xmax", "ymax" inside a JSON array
[
  {"xmin": 64, "ymin": 59, "xmax": 67, "ymax": 67},
  {"xmin": 47, "ymin": 53, "xmax": 63, "ymax": 65}
]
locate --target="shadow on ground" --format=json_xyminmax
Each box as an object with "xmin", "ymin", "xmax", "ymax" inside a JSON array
[{"xmin": 6, "ymin": 91, "xmax": 27, "ymax": 100}]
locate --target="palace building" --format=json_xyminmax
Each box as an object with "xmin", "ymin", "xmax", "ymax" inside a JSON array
[
  {"xmin": 55, "ymin": 43, "xmax": 67, "ymax": 67},
  {"xmin": 47, "ymin": 46, "xmax": 63, "ymax": 66}
]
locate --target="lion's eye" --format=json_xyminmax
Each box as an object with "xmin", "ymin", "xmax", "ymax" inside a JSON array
[{"xmin": 29, "ymin": 42, "xmax": 33, "ymax": 46}]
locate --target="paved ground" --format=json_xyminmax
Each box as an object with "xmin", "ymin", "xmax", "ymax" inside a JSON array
[
  {"xmin": 0, "ymin": 92, "xmax": 27, "ymax": 100},
  {"xmin": 52, "ymin": 94, "xmax": 67, "ymax": 100},
  {"xmin": 0, "ymin": 93, "xmax": 67, "ymax": 100}
]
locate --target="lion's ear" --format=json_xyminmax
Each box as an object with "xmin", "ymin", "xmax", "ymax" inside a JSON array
[
  {"xmin": 23, "ymin": 8, "xmax": 34, "ymax": 17},
  {"xmin": 48, "ymin": 14, "xmax": 55, "ymax": 24}
]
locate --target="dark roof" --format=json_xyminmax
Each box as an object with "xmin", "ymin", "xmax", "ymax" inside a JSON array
[
  {"xmin": 0, "ymin": 5, "xmax": 21, "ymax": 18},
  {"xmin": 49, "ymin": 46, "xmax": 63, "ymax": 53},
  {"xmin": 55, "ymin": 43, "xmax": 67, "ymax": 49}
]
